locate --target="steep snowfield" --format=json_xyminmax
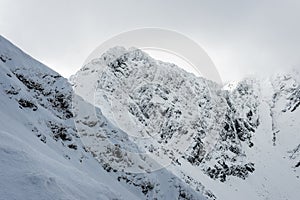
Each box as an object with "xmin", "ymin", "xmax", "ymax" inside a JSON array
[{"xmin": 0, "ymin": 35, "xmax": 141, "ymax": 200}]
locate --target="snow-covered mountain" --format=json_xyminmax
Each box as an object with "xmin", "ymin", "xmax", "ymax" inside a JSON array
[
  {"xmin": 72, "ymin": 47, "xmax": 300, "ymax": 200},
  {"xmin": 0, "ymin": 36, "xmax": 206, "ymax": 199},
  {"xmin": 0, "ymin": 35, "xmax": 299, "ymax": 200}
]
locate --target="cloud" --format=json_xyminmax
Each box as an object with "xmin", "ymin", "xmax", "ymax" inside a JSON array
[{"xmin": 0, "ymin": 0, "xmax": 299, "ymax": 82}]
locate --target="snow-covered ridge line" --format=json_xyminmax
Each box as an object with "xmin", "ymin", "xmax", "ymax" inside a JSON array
[
  {"xmin": 0, "ymin": 35, "xmax": 207, "ymax": 199},
  {"xmin": 0, "ymin": 35, "xmax": 139, "ymax": 200}
]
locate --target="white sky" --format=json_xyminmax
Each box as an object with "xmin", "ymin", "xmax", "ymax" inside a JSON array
[{"xmin": 1, "ymin": 0, "xmax": 300, "ymax": 83}]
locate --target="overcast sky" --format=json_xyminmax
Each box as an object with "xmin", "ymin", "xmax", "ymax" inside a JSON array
[{"xmin": 1, "ymin": 0, "xmax": 300, "ymax": 83}]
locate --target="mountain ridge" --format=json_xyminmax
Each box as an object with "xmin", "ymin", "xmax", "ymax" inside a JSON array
[{"xmin": 0, "ymin": 35, "xmax": 299, "ymax": 200}]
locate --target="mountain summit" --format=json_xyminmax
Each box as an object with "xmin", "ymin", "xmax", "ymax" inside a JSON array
[{"xmin": 73, "ymin": 46, "xmax": 300, "ymax": 199}]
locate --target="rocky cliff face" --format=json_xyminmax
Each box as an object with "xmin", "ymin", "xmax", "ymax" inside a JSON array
[
  {"xmin": 73, "ymin": 47, "xmax": 300, "ymax": 200},
  {"xmin": 73, "ymin": 48, "xmax": 260, "ymax": 179}
]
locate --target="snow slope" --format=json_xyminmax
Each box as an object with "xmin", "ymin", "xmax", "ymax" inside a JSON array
[{"xmin": 0, "ymin": 35, "xmax": 140, "ymax": 200}]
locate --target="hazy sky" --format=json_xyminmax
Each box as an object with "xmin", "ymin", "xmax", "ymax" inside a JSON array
[{"xmin": 1, "ymin": 0, "xmax": 300, "ymax": 83}]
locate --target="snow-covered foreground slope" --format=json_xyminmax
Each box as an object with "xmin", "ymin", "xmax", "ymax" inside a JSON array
[{"xmin": 0, "ymin": 35, "xmax": 141, "ymax": 200}]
